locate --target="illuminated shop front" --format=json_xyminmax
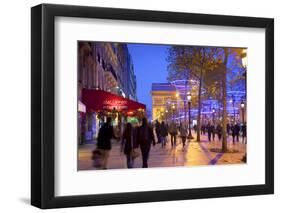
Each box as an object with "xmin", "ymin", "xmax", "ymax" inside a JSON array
[{"xmin": 80, "ymin": 89, "xmax": 146, "ymax": 143}]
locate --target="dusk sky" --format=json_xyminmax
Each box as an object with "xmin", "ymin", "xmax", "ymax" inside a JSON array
[{"xmin": 127, "ymin": 44, "xmax": 170, "ymax": 112}]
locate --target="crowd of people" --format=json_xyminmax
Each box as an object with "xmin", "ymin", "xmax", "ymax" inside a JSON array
[
  {"xmin": 94, "ymin": 117, "xmax": 246, "ymax": 169},
  {"xmin": 200, "ymin": 122, "xmax": 247, "ymax": 144}
]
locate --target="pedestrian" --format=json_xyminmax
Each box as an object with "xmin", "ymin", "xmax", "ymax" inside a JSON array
[
  {"xmin": 121, "ymin": 122, "xmax": 139, "ymax": 168},
  {"xmin": 160, "ymin": 121, "xmax": 168, "ymax": 148},
  {"xmin": 234, "ymin": 122, "xmax": 240, "ymax": 142},
  {"xmin": 231, "ymin": 123, "xmax": 235, "ymax": 143},
  {"xmin": 211, "ymin": 123, "xmax": 216, "ymax": 141},
  {"xmin": 137, "ymin": 117, "xmax": 155, "ymax": 168},
  {"xmin": 207, "ymin": 122, "xmax": 212, "ymax": 142},
  {"xmin": 193, "ymin": 124, "xmax": 198, "ymax": 134},
  {"xmin": 227, "ymin": 123, "xmax": 230, "ymax": 136},
  {"xmin": 168, "ymin": 121, "xmax": 178, "ymax": 148},
  {"xmin": 242, "ymin": 122, "xmax": 247, "ymax": 144},
  {"xmin": 216, "ymin": 123, "xmax": 222, "ymax": 141},
  {"xmin": 96, "ymin": 117, "xmax": 117, "ymax": 169},
  {"xmin": 201, "ymin": 124, "xmax": 205, "ymax": 135},
  {"xmin": 179, "ymin": 122, "xmax": 188, "ymax": 151},
  {"xmin": 155, "ymin": 119, "xmax": 161, "ymax": 144}
]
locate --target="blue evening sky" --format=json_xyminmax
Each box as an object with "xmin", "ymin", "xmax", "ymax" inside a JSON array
[{"xmin": 127, "ymin": 44, "xmax": 170, "ymax": 112}]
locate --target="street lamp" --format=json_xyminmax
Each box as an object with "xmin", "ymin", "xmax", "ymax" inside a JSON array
[
  {"xmin": 212, "ymin": 108, "xmax": 215, "ymax": 124},
  {"xmin": 187, "ymin": 92, "xmax": 193, "ymax": 140},
  {"xmin": 240, "ymin": 101, "xmax": 245, "ymax": 123}
]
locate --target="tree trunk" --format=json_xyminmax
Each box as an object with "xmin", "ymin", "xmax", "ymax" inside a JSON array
[
  {"xmin": 196, "ymin": 75, "xmax": 202, "ymax": 142},
  {"xmin": 222, "ymin": 48, "xmax": 229, "ymax": 152},
  {"xmin": 196, "ymin": 50, "xmax": 205, "ymax": 142}
]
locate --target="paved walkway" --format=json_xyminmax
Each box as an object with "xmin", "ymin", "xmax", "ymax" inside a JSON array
[{"xmin": 78, "ymin": 132, "xmax": 246, "ymax": 170}]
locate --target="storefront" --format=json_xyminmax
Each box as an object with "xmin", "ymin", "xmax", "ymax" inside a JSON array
[{"xmin": 80, "ymin": 89, "xmax": 146, "ymax": 143}]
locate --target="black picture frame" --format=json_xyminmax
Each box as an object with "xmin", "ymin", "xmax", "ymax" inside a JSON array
[{"xmin": 31, "ymin": 3, "xmax": 274, "ymax": 209}]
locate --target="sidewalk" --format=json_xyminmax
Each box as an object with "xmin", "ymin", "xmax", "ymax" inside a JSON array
[{"xmin": 78, "ymin": 132, "xmax": 246, "ymax": 170}]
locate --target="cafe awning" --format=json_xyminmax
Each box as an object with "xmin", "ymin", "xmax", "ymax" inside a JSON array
[{"xmin": 82, "ymin": 89, "xmax": 146, "ymax": 112}]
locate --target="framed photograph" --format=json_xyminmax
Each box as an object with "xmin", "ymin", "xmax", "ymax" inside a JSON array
[{"xmin": 31, "ymin": 4, "xmax": 274, "ymax": 209}]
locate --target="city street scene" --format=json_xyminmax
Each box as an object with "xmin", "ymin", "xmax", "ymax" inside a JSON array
[{"xmin": 78, "ymin": 41, "xmax": 247, "ymax": 170}]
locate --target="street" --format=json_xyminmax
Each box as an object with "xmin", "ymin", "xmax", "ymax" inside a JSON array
[{"xmin": 78, "ymin": 132, "xmax": 246, "ymax": 170}]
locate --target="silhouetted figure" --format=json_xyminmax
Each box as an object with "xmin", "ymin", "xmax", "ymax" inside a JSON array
[
  {"xmin": 160, "ymin": 121, "xmax": 168, "ymax": 148},
  {"xmin": 227, "ymin": 123, "xmax": 230, "ymax": 136},
  {"xmin": 155, "ymin": 120, "xmax": 161, "ymax": 144},
  {"xmin": 242, "ymin": 122, "xmax": 247, "ymax": 144},
  {"xmin": 231, "ymin": 124, "xmax": 235, "ymax": 143},
  {"xmin": 121, "ymin": 122, "xmax": 138, "ymax": 168},
  {"xmin": 168, "ymin": 121, "xmax": 178, "ymax": 148},
  {"xmin": 179, "ymin": 122, "xmax": 188, "ymax": 150},
  {"xmin": 137, "ymin": 118, "xmax": 155, "ymax": 168},
  {"xmin": 97, "ymin": 117, "xmax": 116, "ymax": 169},
  {"xmin": 206, "ymin": 122, "xmax": 212, "ymax": 142},
  {"xmin": 234, "ymin": 123, "xmax": 240, "ymax": 142},
  {"xmin": 211, "ymin": 123, "xmax": 215, "ymax": 141},
  {"xmin": 216, "ymin": 123, "xmax": 222, "ymax": 141}
]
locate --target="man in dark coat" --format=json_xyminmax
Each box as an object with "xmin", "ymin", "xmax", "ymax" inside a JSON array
[
  {"xmin": 216, "ymin": 123, "xmax": 222, "ymax": 141},
  {"xmin": 97, "ymin": 117, "xmax": 116, "ymax": 169},
  {"xmin": 234, "ymin": 123, "xmax": 241, "ymax": 142},
  {"xmin": 206, "ymin": 122, "xmax": 212, "ymax": 142},
  {"xmin": 137, "ymin": 117, "xmax": 155, "ymax": 168}
]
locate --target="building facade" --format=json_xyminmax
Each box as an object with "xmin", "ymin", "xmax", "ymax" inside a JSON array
[
  {"xmin": 78, "ymin": 42, "xmax": 137, "ymax": 100},
  {"xmin": 78, "ymin": 42, "xmax": 138, "ymax": 143}
]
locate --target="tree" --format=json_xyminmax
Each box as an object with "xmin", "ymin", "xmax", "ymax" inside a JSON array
[
  {"xmin": 167, "ymin": 46, "xmax": 221, "ymax": 142},
  {"xmin": 220, "ymin": 48, "xmax": 246, "ymax": 152}
]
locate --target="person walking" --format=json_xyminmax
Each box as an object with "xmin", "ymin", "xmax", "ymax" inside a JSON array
[
  {"xmin": 227, "ymin": 123, "xmax": 231, "ymax": 137},
  {"xmin": 121, "ymin": 122, "xmax": 138, "ymax": 168},
  {"xmin": 216, "ymin": 123, "xmax": 222, "ymax": 141},
  {"xmin": 201, "ymin": 124, "xmax": 205, "ymax": 135},
  {"xmin": 96, "ymin": 117, "xmax": 117, "ymax": 169},
  {"xmin": 179, "ymin": 122, "xmax": 188, "ymax": 151},
  {"xmin": 207, "ymin": 122, "xmax": 212, "ymax": 142},
  {"xmin": 137, "ymin": 118, "xmax": 155, "ymax": 168},
  {"xmin": 168, "ymin": 121, "xmax": 178, "ymax": 148},
  {"xmin": 242, "ymin": 122, "xmax": 247, "ymax": 144},
  {"xmin": 155, "ymin": 119, "xmax": 161, "ymax": 144},
  {"xmin": 231, "ymin": 123, "xmax": 235, "ymax": 143},
  {"xmin": 159, "ymin": 121, "xmax": 168, "ymax": 148},
  {"xmin": 234, "ymin": 122, "xmax": 240, "ymax": 142},
  {"xmin": 211, "ymin": 123, "xmax": 216, "ymax": 141}
]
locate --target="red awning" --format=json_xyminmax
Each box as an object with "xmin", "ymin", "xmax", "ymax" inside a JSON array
[{"xmin": 82, "ymin": 89, "xmax": 146, "ymax": 112}]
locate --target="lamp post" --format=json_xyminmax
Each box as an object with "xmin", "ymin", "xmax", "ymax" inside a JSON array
[
  {"xmin": 212, "ymin": 108, "xmax": 215, "ymax": 124},
  {"xmin": 187, "ymin": 92, "xmax": 193, "ymax": 140},
  {"xmin": 240, "ymin": 101, "xmax": 245, "ymax": 123}
]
